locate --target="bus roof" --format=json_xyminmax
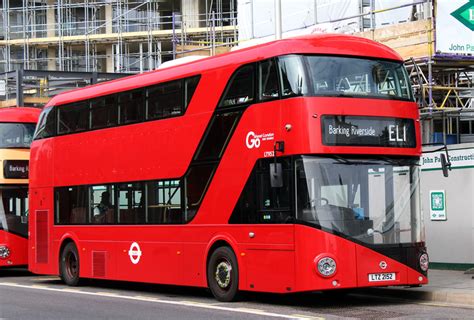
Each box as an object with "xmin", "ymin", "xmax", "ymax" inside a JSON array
[
  {"xmin": 47, "ymin": 34, "xmax": 403, "ymax": 107},
  {"xmin": 0, "ymin": 107, "xmax": 41, "ymax": 123}
]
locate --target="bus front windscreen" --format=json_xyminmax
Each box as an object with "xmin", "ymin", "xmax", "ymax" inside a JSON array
[
  {"xmin": 278, "ymin": 55, "xmax": 413, "ymax": 101},
  {"xmin": 0, "ymin": 187, "xmax": 28, "ymax": 237},
  {"xmin": 0, "ymin": 123, "xmax": 36, "ymax": 148},
  {"xmin": 295, "ymin": 156, "xmax": 422, "ymax": 245}
]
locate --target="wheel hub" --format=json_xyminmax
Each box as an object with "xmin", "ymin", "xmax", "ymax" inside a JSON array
[{"xmin": 215, "ymin": 261, "xmax": 232, "ymax": 289}]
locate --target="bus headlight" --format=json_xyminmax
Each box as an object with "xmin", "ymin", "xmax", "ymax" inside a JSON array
[
  {"xmin": 0, "ymin": 245, "xmax": 10, "ymax": 259},
  {"xmin": 317, "ymin": 257, "xmax": 337, "ymax": 277},
  {"xmin": 419, "ymin": 253, "xmax": 429, "ymax": 272}
]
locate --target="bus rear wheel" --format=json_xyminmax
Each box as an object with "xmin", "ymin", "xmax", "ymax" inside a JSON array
[
  {"xmin": 60, "ymin": 242, "xmax": 81, "ymax": 286},
  {"xmin": 207, "ymin": 246, "xmax": 239, "ymax": 302}
]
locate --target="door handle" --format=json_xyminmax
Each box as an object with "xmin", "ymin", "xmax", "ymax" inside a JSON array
[{"xmin": 249, "ymin": 232, "xmax": 255, "ymax": 238}]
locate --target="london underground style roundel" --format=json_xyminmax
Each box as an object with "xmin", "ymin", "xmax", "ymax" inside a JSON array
[{"xmin": 128, "ymin": 242, "xmax": 142, "ymax": 264}]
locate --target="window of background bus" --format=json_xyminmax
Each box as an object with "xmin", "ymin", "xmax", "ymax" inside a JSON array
[{"xmin": 0, "ymin": 123, "xmax": 36, "ymax": 148}]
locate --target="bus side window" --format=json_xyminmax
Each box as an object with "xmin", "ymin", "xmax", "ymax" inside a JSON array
[
  {"xmin": 119, "ymin": 90, "xmax": 145, "ymax": 125},
  {"xmin": 58, "ymin": 102, "xmax": 89, "ymax": 135},
  {"xmin": 90, "ymin": 185, "xmax": 115, "ymax": 224},
  {"xmin": 147, "ymin": 180, "xmax": 182, "ymax": 224},
  {"xmin": 219, "ymin": 64, "xmax": 255, "ymax": 107},
  {"xmin": 117, "ymin": 183, "xmax": 145, "ymax": 224},
  {"xmin": 55, "ymin": 186, "xmax": 88, "ymax": 224},
  {"xmin": 229, "ymin": 158, "xmax": 293, "ymax": 224},
  {"xmin": 259, "ymin": 59, "xmax": 280, "ymax": 101},
  {"xmin": 278, "ymin": 55, "xmax": 307, "ymax": 97},
  {"xmin": 147, "ymin": 80, "xmax": 183, "ymax": 120},
  {"xmin": 91, "ymin": 95, "xmax": 118, "ymax": 129},
  {"xmin": 256, "ymin": 159, "xmax": 292, "ymax": 223},
  {"xmin": 34, "ymin": 106, "xmax": 56, "ymax": 140}
]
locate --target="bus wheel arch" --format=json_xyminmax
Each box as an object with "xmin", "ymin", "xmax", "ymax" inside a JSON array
[
  {"xmin": 206, "ymin": 239, "xmax": 240, "ymax": 302},
  {"xmin": 59, "ymin": 239, "xmax": 81, "ymax": 286}
]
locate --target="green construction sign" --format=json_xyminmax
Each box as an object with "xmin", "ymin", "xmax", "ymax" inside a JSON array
[
  {"xmin": 451, "ymin": 0, "xmax": 474, "ymax": 31},
  {"xmin": 430, "ymin": 190, "xmax": 447, "ymax": 221}
]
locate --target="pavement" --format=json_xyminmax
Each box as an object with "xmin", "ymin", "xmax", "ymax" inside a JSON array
[{"xmin": 362, "ymin": 269, "xmax": 474, "ymax": 308}]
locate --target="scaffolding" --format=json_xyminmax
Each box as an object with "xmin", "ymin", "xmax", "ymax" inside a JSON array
[
  {"xmin": 0, "ymin": 0, "xmax": 237, "ymax": 74},
  {"xmin": 0, "ymin": 69, "xmax": 129, "ymax": 108}
]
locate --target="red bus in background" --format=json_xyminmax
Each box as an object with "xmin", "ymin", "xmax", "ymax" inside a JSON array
[
  {"xmin": 0, "ymin": 107, "xmax": 41, "ymax": 267},
  {"xmin": 28, "ymin": 34, "xmax": 428, "ymax": 302}
]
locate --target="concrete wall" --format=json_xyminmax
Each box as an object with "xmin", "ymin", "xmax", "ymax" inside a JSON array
[{"xmin": 421, "ymin": 143, "xmax": 474, "ymax": 265}]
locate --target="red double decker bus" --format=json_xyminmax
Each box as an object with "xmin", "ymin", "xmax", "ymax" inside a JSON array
[
  {"xmin": 28, "ymin": 35, "xmax": 428, "ymax": 301},
  {"xmin": 0, "ymin": 107, "xmax": 40, "ymax": 268}
]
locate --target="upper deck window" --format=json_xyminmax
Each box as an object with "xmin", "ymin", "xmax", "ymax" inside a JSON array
[
  {"xmin": 0, "ymin": 123, "xmax": 36, "ymax": 148},
  {"xmin": 33, "ymin": 106, "xmax": 56, "ymax": 140},
  {"xmin": 33, "ymin": 75, "xmax": 200, "ymax": 140},
  {"xmin": 278, "ymin": 55, "xmax": 308, "ymax": 97},
  {"xmin": 305, "ymin": 56, "xmax": 413, "ymax": 101},
  {"xmin": 220, "ymin": 64, "xmax": 255, "ymax": 107}
]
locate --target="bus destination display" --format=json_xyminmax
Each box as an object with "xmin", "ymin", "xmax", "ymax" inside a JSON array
[
  {"xmin": 3, "ymin": 160, "xmax": 29, "ymax": 179},
  {"xmin": 322, "ymin": 116, "xmax": 416, "ymax": 148}
]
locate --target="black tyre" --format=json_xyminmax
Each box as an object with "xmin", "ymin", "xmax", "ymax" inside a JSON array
[
  {"xmin": 60, "ymin": 242, "xmax": 81, "ymax": 286},
  {"xmin": 207, "ymin": 246, "xmax": 240, "ymax": 302}
]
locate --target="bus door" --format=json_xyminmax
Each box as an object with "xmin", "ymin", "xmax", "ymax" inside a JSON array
[{"xmin": 240, "ymin": 158, "xmax": 295, "ymax": 292}]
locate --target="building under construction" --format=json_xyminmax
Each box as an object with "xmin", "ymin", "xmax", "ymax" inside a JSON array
[{"xmin": 0, "ymin": 0, "xmax": 237, "ymax": 74}]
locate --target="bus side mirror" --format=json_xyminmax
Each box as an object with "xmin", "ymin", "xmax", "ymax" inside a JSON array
[
  {"xmin": 440, "ymin": 153, "xmax": 451, "ymax": 177},
  {"xmin": 269, "ymin": 163, "xmax": 283, "ymax": 188}
]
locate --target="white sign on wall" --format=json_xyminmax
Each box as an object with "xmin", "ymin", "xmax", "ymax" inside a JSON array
[
  {"xmin": 430, "ymin": 190, "xmax": 447, "ymax": 221},
  {"xmin": 436, "ymin": 0, "xmax": 474, "ymax": 55},
  {"xmin": 421, "ymin": 148, "xmax": 474, "ymax": 171}
]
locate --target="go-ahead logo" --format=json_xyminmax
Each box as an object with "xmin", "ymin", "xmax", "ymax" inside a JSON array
[
  {"xmin": 128, "ymin": 242, "xmax": 142, "ymax": 264},
  {"xmin": 245, "ymin": 131, "xmax": 274, "ymax": 149},
  {"xmin": 451, "ymin": 0, "xmax": 474, "ymax": 31}
]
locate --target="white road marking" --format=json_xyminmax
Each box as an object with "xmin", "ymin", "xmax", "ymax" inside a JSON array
[{"xmin": 0, "ymin": 282, "xmax": 313, "ymax": 319}]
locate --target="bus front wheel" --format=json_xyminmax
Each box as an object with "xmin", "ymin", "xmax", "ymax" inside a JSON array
[
  {"xmin": 60, "ymin": 242, "xmax": 81, "ymax": 286},
  {"xmin": 207, "ymin": 246, "xmax": 239, "ymax": 302}
]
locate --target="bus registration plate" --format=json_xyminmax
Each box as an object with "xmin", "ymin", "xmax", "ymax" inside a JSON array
[{"xmin": 368, "ymin": 273, "xmax": 396, "ymax": 282}]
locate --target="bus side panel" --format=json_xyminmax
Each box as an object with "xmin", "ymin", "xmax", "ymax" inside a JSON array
[
  {"xmin": 219, "ymin": 225, "xmax": 295, "ymax": 293},
  {"xmin": 29, "ymin": 139, "xmax": 54, "ymax": 188},
  {"xmin": 28, "ymin": 187, "xmax": 56, "ymax": 275},
  {"xmin": 0, "ymin": 230, "xmax": 28, "ymax": 267},
  {"xmin": 294, "ymin": 225, "xmax": 357, "ymax": 292}
]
